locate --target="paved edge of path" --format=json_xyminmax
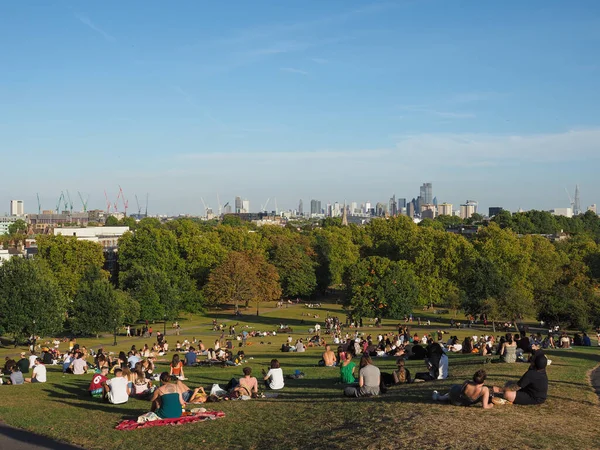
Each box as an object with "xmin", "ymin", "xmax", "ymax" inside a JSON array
[
  {"xmin": 587, "ymin": 363, "xmax": 600, "ymax": 403},
  {"xmin": 0, "ymin": 422, "xmax": 84, "ymax": 450}
]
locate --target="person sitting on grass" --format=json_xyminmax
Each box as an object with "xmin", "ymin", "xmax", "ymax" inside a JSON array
[
  {"xmin": 343, "ymin": 355, "xmax": 380, "ymax": 398},
  {"xmin": 432, "ymin": 369, "xmax": 493, "ymax": 409},
  {"xmin": 150, "ymin": 372, "xmax": 185, "ymax": 419},
  {"xmin": 414, "ymin": 348, "xmax": 448, "ymax": 382},
  {"xmin": 262, "ymin": 359, "xmax": 284, "ymax": 390},
  {"xmin": 104, "ymin": 368, "xmax": 130, "ymax": 404},
  {"xmin": 88, "ymin": 367, "xmax": 109, "ymax": 398},
  {"xmin": 16, "ymin": 352, "xmax": 29, "ymax": 375},
  {"xmin": 392, "ymin": 359, "xmax": 411, "ymax": 385},
  {"xmin": 491, "ymin": 350, "xmax": 548, "ymax": 405},
  {"xmin": 339, "ymin": 352, "xmax": 357, "ymax": 384},
  {"xmin": 320, "ymin": 345, "xmax": 337, "ymax": 367},
  {"xmin": 70, "ymin": 352, "xmax": 88, "ymax": 375},
  {"xmin": 132, "ymin": 363, "xmax": 153, "ymax": 398},
  {"xmin": 231, "ymin": 367, "xmax": 259, "ymax": 398},
  {"xmin": 497, "ymin": 333, "xmax": 517, "ymax": 363},
  {"xmin": 25, "ymin": 358, "xmax": 46, "ymax": 384},
  {"xmin": 184, "ymin": 347, "xmax": 197, "ymax": 366},
  {"xmin": 7, "ymin": 365, "xmax": 24, "ymax": 385},
  {"xmin": 170, "ymin": 354, "xmax": 185, "ymax": 380}
]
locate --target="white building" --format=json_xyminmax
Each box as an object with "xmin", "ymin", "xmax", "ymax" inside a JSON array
[
  {"xmin": 10, "ymin": 200, "xmax": 24, "ymax": 216},
  {"xmin": 53, "ymin": 226, "xmax": 130, "ymax": 248},
  {"xmin": 550, "ymin": 208, "xmax": 573, "ymax": 218},
  {"xmin": 0, "ymin": 249, "xmax": 12, "ymax": 265},
  {"xmin": 588, "ymin": 204, "xmax": 597, "ymax": 214},
  {"xmin": 0, "ymin": 216, "xmax": 20, "ymax": 235},
  {"xmin": 438, "ymin": 203, "xmax": 453, "ymax": 216},
  {"xmin": 242, "ymin": 200, "xmax": 250, "ymax": 214},
  {"xmin": 460, "ymin": 201, "xmax": 478, "ymax": 219}
]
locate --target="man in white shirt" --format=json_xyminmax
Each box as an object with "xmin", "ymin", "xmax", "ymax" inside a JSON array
[
  {"xmin": 28, "ymin": 351, "xmax": 38, "ymax": 369},
  {"xmin": 104, "ymin": 369, "xmax": 130, "ymax": 404},
  {"xmin": 70, "ymin": 353, "xmax": 88, "ymax": 375},
  {"xmin": 25, "ymin": 359, "xmax": 47, "ymax": 383}
]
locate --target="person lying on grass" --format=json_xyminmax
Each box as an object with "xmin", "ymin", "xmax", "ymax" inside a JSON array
[
  {"xmin": 150, "ymin": 372, "xmax": 185, "ymax": 419},
  {"xmin": 491, "ymin": 347, "xmax": 548, "ymax": 405},
  {"xmin": 432, "ymin": 369, "xmax": 493, "ymax": 409},
  {"xmin": 343, "ymin": 355, "xmax": 380, "ymax": 398}
]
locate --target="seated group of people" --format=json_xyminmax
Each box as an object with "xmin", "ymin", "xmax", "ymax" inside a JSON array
[
  {"xmin": 433, "ymin": 343, "xmax": 549, "ymax": 408},
  {"xmin": 2, "ymin": 351, "xmax": 47, "ymax": 385}
]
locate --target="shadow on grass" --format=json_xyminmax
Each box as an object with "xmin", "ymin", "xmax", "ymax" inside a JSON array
[
  {"xmin": 0, "ymin": 423, "xmax": 83, "ymax": 450},
  {"xmin": 42, "ymin": 382, "xmax": 141, "ymax": 418}
]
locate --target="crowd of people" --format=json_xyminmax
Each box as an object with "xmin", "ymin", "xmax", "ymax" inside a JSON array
[{"xmin": 1, "ymin": 307, "xmax": 583, "ymax": 419}]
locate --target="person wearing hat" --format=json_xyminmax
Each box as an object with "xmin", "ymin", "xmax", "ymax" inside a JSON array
[
  {"xmin": 16, "ymin": 352, "xmax": 29, "ymax": 374},
  {"xmin": 492, "ymin": 344, "xmax": 548, "ymax": 405}
]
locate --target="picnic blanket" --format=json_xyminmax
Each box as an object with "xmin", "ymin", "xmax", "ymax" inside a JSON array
[{"xmin": 116, "ymin": 411, "xmax": 225, "ymax": 430}]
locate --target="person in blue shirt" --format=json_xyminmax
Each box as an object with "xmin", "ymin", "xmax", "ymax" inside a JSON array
[
  {"xmin": 184, "ymin": 347, "xmax": 197, "ymax": 366},
  {"xmin": 582, "ymin": 333, "xmax": 592, "ymax": 346}
]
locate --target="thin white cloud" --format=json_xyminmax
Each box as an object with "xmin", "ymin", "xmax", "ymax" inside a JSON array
[
  {"xmin": 393, "ymin": 128, "xmax": 600, "ymax": 163},
  {"xmin": 398, "ymin": 105, "xmax": 475, "ymax": 119},
  {"xmin": 280, "ymin": 67, "xmax": 309, "ymax": 76},
  {"xmin": 311, "ymin": 58, "xmax": 329, "ymax": 64},
  {"xmin": 75, "ymin": 14, "xmax": 116, "ymax": 43}
]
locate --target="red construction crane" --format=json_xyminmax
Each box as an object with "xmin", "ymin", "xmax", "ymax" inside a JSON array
[
  {"xmin": 104, "ymin": 190, "xmax": 111, "ymax": 214},
  {"xmin": 119, "ymin": 185, "xmax": 129, "ymax": 217}
]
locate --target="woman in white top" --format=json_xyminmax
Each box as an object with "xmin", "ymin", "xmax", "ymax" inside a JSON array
[{"xmin": 262, "ymin": 359, "xmax": 284, "ymax": 390}]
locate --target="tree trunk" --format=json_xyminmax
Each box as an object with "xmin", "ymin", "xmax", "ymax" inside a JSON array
[{"xmin": 492, "ymin": 320, "xmax": 496, "ymax": 333}]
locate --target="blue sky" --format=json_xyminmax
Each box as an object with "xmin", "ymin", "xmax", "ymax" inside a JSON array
[{"xmin": 1, "ymin": 0, "xmax": 599, "ymax": 215}]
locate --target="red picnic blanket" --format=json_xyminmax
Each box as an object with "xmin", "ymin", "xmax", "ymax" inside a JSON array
[{"xmin": 116, "ymin": 411, "xmax": 225, "ymax": 430}]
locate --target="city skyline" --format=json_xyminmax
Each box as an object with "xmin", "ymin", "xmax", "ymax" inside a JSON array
[{"xmin": 2, "ymin": 1, "xmax": 599, "ymax": 214}]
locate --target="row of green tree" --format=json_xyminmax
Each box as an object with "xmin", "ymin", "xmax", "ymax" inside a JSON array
[{"xmin": 2, "ymin": 213, "xmax": 600, "ymax": 340}]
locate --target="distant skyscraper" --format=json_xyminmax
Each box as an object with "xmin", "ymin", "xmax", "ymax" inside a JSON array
[
  {"xmin": 376, "ymin": 202, "xmax": 387, "ymax": 217},
  {"xmin": 489, "ymin": 207, "xmax": 503, "ymax": 217},
  {"xmin": 350, "ymin": 202, "xmax": 358, "ymax": 215},
  {"xmin": 420, "ymin": 183, "xmax": 433, "ymax": 205},
  {"xmin": 574, "ymin": 185, "xmax": 581, "ymax": 215},
  {"xmin": 398, "ymin": 198, "xmax": 406, "ymax": 209},
  {"xmin": 10, "ymin": 200, "xmax": 24, "ymax": 216},
  {"xmin": 235, "ymin": 196, "xmax": 242, "ymax": 214},
  {"xmin": 364, "ymin": 202, "xmax": 371, "ymax": 215},
  {"xmin": 389, "ymin": 195, "xmax": 397, "ymax": 216},
  {"xmin": 407, "ymin": 199, "xmax": 416, "ymax": 218},
  {"xmin": 223, "ymin": 204, "xmax": 232, "ymax": 214},
  {"xmin": 310, "ymin": 199, "xmax": 321, "ymax": 215},
  {"xmin": 298, "ymin": 199, "xmax": 303, "ymax": 216},
  {"xmin": 432, "ymin": 196, "xmax": 438, "ymax": 207},
  {"xmin": 242, "ymin": 200, "xmax": 250, "ymax": 213}
]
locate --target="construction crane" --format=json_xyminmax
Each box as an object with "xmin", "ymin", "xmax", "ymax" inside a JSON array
[
  {"xmin": 66, "ymin": 190, "xmax": 74, "ymax": 213},
  {"xmin": 261, "ymin": 198, "xmax": 270, "ymax": 213},
  {"xmin": 135, "ymin": 195, "xmax": 142, "ymax": 216},
  {"xmin": 200, "ymin": 197, "xmax": 209, "ymax": 217},
  {"xmin": 56, "ymin": 192, "xmax": 65, "ymax": 214},
  {"xmin": 104, "ymin": 190, "xmax": 112, "ymax": 214},
  {"xmin": 118, "ymin": 186, "xmax": 129, "ymax": 216},
  {"xmin": 565, "ymin": 187, "xmax": 574, "ymax": 212},
  {"xmin": 36, "ymin": 193, "xmax": 41, "ymax": 214},
  {"xmin": 78, "ymin": 192, "xmax": 89, "ymax": 212}
]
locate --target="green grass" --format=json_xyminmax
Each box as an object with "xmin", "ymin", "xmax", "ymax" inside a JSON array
[{"xmin": 1, "ymin": 302, "xmax": 600, "ymax": 450}]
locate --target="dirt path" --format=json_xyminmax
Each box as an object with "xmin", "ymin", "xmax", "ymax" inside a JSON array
[{"xmin": 589, "ymin": 363, "xmax": 600, "ymax": 402}]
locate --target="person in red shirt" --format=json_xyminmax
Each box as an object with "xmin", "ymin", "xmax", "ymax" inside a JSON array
[{"xmin": 89, "ymin": 367, "xmax": 109, "ymax": 398}]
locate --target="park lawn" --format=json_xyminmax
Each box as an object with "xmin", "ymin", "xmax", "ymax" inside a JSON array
[{"xmin": 0, "ymin": 302, "xmax": 599, "ymax": 450}]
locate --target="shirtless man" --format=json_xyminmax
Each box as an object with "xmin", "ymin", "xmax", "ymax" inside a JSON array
[{"xmin": 322, "ymin": 345, "xmax": 337, "ymax": 367}]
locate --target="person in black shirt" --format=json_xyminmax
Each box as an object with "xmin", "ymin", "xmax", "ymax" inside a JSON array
[{"xmin": 492, "ymin": 345, "xmax": 548, "ymax": 405}]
